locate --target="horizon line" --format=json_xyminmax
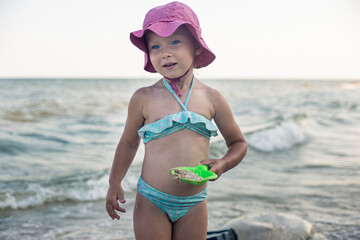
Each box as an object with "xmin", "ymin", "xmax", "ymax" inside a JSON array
[{"xmin": 1, "ymin": 77, "xmax": 360, "ymax": 81}]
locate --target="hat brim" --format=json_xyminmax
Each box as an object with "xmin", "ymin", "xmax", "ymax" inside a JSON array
[{"xmin": 130, "ymin": 22, "xmax": 215, "ymax": 73}]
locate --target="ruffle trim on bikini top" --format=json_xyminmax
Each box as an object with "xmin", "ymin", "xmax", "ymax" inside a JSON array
[{"xmin": 137, "ymin": 110, "xmax": 218, "ymax": 141}]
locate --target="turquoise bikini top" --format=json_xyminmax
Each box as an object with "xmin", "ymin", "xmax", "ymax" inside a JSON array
[{"xmin": 138, "ymin": 76, "xmax": 218, "ymax": 143}]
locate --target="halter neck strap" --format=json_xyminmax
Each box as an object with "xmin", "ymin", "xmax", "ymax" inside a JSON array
[{"xmin": 163, "ymin": 75, "xmax": 194, "ymax": 111}]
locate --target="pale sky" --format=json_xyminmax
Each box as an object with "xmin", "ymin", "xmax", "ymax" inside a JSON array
[{"xmin": 0, "ymin": 0, "xmax": 359, "ymax": 80}]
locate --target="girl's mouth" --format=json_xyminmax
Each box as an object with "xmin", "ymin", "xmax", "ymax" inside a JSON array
[{"xmin": 163, "ymin": 63, "xmax": 177, "ymax": 68}]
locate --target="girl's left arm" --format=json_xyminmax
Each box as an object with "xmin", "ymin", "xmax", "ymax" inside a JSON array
[{"xmin": 199, "ymin": 89, "xmax": 247, "ymax": 179}]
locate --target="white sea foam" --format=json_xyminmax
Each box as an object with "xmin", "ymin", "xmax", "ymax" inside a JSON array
[
  {"xmin": 247, "ymin": 121, "xmax": 306, "ymax": 152},
  {"xmin": 0, "ymin": 170, "xmax": 141, "ymax": 210},
  {"xmin": 0, "ymin": 173, "xmax": 109, "ymax": 209}
]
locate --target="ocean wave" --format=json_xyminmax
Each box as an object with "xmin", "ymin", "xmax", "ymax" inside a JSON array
[
  {"xmin": 0, "ymin": 171, "xmax": 137, "ymax": 210},
  {"xmin": 247, "ymin": 121, "xmax": 306, "ymax": 152},
  {"xmin": 0, "ymin": 138, "xmax": 30, "ymax": 156}
]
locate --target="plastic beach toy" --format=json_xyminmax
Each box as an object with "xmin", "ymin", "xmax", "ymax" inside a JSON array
[{"xmin": 170, "ymin": 165, "xmax": 218, "ymax": 185}]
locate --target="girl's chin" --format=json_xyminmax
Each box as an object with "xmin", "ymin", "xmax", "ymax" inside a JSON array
[
  {"xmin": 161, "ymin": 68, "xmax": 193, "ymax": 79},
  {"xmin": 159, "ymin": 70, "xmax": 182, "ymax": 79}
]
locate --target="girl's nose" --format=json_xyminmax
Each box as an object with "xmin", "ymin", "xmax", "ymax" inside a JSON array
[{"xmin": 161, "ymin": 47, "xmax": 172, "ymax": 59}]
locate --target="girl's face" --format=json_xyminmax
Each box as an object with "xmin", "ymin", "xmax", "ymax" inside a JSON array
[{"xmin": 146, "ymin": 26, "xmax": 195, "ymax": 79}]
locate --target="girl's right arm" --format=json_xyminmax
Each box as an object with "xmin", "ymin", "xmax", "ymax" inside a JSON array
[{"xmin": 106, "ymin": 89, "xmax": 146, "ymax": 220}]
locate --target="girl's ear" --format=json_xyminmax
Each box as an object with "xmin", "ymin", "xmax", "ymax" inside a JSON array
[{"xmin": 195, "ymin": 45, "xmax": 203, "ymax": 56}]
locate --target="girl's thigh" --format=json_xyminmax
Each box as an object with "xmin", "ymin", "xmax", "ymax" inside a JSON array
[
  {"xmin": 172, "ymin": 200, "xmax": 208, "ymax": 240},
  {"xmin": 133, "ymin": 192, "xmax": 172, "ymax": 240}
]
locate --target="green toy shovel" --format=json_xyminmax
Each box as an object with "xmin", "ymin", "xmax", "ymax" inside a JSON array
[{"xmin": 170, "ymin": 165, "xmax": 218, "ymax": 185}]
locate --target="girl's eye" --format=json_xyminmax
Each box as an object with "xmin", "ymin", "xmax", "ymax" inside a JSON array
[
  {"xmin": 151, "ymin": 45, "xmax": 160, "ymax": 50},
  {"xmin": 171, "ymin": 40, "xmax": 180, "ymax": 45}
]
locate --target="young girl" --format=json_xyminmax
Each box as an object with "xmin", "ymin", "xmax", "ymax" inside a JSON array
[{"xmin": 106, "ymin": 1, "xmax": 247, "ymax": 239}]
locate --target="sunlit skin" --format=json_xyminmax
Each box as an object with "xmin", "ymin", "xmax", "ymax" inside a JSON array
[{"xmin": 106, "ymin": 26, "xmax": 247, "ymax": 240}]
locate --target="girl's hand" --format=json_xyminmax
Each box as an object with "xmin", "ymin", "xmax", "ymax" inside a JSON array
[
  {"xmin": 106, "ymin": 184, "xmax": 126, "ymax": 220},
  {"xmin": 198, "ymin": 159, "xmax": 226, "ymax": 180}
]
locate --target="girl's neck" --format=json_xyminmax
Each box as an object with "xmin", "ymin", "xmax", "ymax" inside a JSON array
[{"xmin": 164, "ymin": 67, "xmax": 194, "ymax": 96}]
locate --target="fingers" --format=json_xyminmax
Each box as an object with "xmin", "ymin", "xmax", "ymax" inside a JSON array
[
  {"xmin": 198, "ymin": 159, "xmax": 224, "ymax": 180},
  {"xmin": 113, "ymin": 198, "xmax": 127, "ymax": 213},
  {"xmin": 118, "ymin": 196, "xmax": 126, "ymax": 204},
  {"xmin": 106, "ymin": 198, "xmax": 126, "ymax": 220},
  {"xmin": 198, "ymin": 159, "xmax": 216, "ymax": 168},
  {"xmin": 106, "ymin": 200, "xmax": 120, "ymax": 220},
  {"xmin": 106, "ymin": 192, "xmax": 126, "ymax": 220}
]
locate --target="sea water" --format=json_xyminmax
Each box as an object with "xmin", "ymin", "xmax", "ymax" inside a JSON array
[{"xmin": 0, "ymin": 78, "xmax": 359, "ymax": 239}]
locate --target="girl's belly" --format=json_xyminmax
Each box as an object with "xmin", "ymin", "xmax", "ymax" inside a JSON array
[{"xmin": 141, "ymin": 130, "xmax": 210, "ymax": 196}]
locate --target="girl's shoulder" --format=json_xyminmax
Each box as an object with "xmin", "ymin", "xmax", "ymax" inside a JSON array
[
  {"xmin": 195, "ymin": 79, "xmax": 232, "ymax": 117},
  {"xmin": 131, "ymin": 79, "xmax": 164, "ymax": 98},
  {"xmin": 195, "ymin": 79, "xmax": 224, "ymax": 100},
  {"xmin": 129, "ymin": 79, "xmax": 168, "ymax": 109}
]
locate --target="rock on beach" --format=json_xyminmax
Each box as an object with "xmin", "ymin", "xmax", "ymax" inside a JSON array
[{"xmin": 225, "ymin": 213, "xmax": 315, "ymax": 240}]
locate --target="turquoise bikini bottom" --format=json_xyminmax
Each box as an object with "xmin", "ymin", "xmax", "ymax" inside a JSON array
[{"xmin": 137, "ymin": 177, "xmax": 207, "ymax": 222}]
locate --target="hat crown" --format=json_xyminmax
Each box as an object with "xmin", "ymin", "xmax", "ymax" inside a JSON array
[
  {"xmin": 130, "ymin": 1, "xmax": 215, "ymax": 73},
  {"xmin": 143, "ymin": 1, "xmax": 200, "ymax": 34}
]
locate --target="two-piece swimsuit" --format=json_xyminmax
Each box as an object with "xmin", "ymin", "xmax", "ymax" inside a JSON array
[{"xmin": 137, "ymin": 75, "xmax": 218, "ymax": 222}]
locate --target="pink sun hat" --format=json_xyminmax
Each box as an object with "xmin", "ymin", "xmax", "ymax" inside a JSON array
[{"xmin": 130, "ymin": 1, "xmax": 216, "ymax": 73}]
